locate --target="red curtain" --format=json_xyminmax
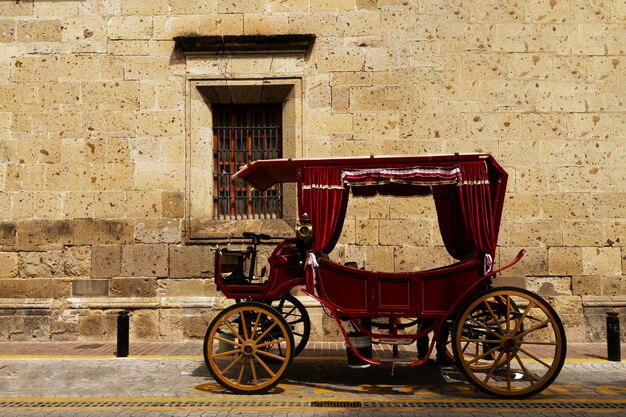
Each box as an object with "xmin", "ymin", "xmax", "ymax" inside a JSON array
[
  {"xmin": 458, "ymin": 161, "xmax": 496, "ymax": 259},
  {"xmin": 433, "ymin": 185, "xmax": 474, "ymax": 260},
  {"xmin": 302, "ymin": 166, "xmax": 349, "ymax": 254},
  {"xmin": 433, "ymin": 162, "xmax": 496, "ymax": 270}
]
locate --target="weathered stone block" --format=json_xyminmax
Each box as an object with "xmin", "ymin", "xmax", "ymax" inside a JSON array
[
  {"xmin": 563, "ymin": 221, "xmax": 603, "ymax": 247},
  {"xmin": 124, "ymin": 57, "xmax": 169, "ymax": 80},
  {"xmin": 306, "ymin": 109, "xmax": 353, "ymax": 136},
  {"xmin": 130, "ymin": 309, "xmax": 158, "ymax": 340},
  {"xmin": 17, "ymin": 220, "xmax": 73, "ymax": 245},
  {"xmin": 73, "ymin": 219, "xmax": 134, "ymax": 245},
  {"xmin": 526, "ymin": 276, "xmax": 572, "ymax": 296},
  {"xmin": 135, "ymin": 219, "xmax": 181, "ymax": 244},
  {"xmin": 182, "ymin": 314, "xmax": 212, "ymax": 339},
  {"xmin": 548, "ymin": 247, "xmax": 583, "ymax": 276},
  {"xmin": 6, "ymin": 315, "xmax": 51, "ymax": 341},
  {"xmin": 541, "ymin": 194, "xmax": 591, "ymax": 220},
  {"xmin": 572, "ymin": 276, "xmax": 603, "ymax": 296},
  {"xmin": 0, "ymin": 19, "xmax": 15, "ymax": 42},
  {"xmin": 110, "ymin": 277, "xmax": 157, "ymax": 297},
  {"xmin": 499, "ymin": 247, "xmax": 547, "ymax": 276},
  {"xmin": 592, "ymin": 193, "xmax": 626, "ymax": 219},
  {"xmin": 77, "ymin": 312, "xmax": 116, "ymax": 341},
  {"xmin": 19, "ymin": 250, "xmax": 64, "ymax": 278},
  {"xmin": 34, "ymin": 192, "xmax": 63, "ymax": 220},
  {"xmin": 601, "ymin": 275, "xmax": 625, "ymax": 296},
  {"xmin": 162, "ymin": 191, "xmax": 184, "ymax": 218},
  {"xmin": 92, "ymin": 245, "xmax": 121, "ymax": 278},
  {"xmin": 13, "ymin": 56, "xmax": 59, "ymax": 84},
  {"xmin": 500, "ymin": 219, "xmax": 562, "ymax": 247},
  {"xmin": 379, "ymin": 219, "xmax": 432, "ymax": 246},
  {"xmin": 158, "ymin": 278, "xmax": 208, "ymax": 297},
  {"xmin": 355, "ymin": 219, "xmax": 378, "ymax": 246},
  {"xmin": 364, "ymin": 245, "xmax": 394, "ymax": 272},
  {"xmin": 244, "ymin": 13, "xmax": 290, "ymax": 35},
  {"xmin": 0, "ymin": 252, "xmax": 18, "ymax": 278},
  {"xmin": 503, "ymin": 194, "xmax": 541, "ymax": 219},
  {"xmin": 17, "ymin": 19, "xmax": 61, "ymax": 42},
  {"xmin": 353, "ymin": 113, "xmax": 400, "ymax": 140},
  {"xmin": 0, "ymin": 278, "xmax": 71, "ymax": 298},
  {"xmin": 0, "ymin": 222, "xmax": 17, "ymax": 245},
  {"xmin": 108, "ymin": 16, "xmax": 153, "ymax": 40},
  {"xmin": 133, "ymin": 163, "xmax": 184, "ymax": 191},
  {"xmin": 121, "ymin": 244, "xmax": 168, "ymax": 277},
  {"xmin": 65, "ymin": 246, "xmax": 91, "ymax": 277},
  {"xmin": 81, "ymin": 81, "xmax": 140, "ymax": 111},
  {"xmin": 63, "ymin": 192, "xmax": 95, "ymax": 218},
  {"xmin": 394, "ymin": 246, "xmax": 456, "ymax": 273},
  {"xmin": 583, "ymin": 247, "xmax": 622, "ymax": 276},
  {"xmin": 122, "ymin": 0, "xmax": 168, "ymax": 14},
  {"xmin": 72, "ymin": 279, "xmax": 109, "ymax": 296},
  {"xmin": 169, "ymin": 245, "xmax": 212, "ymax": 279},
  {"xmin": 83, "ymin": 111, "xmax": 137, "ymax": 135}
]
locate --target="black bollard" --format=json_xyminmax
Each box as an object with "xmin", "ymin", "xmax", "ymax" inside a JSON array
[
  {"xmin": 606, "ymin": 311, "xmax": 621, "ymax": 362},
  {"xmin": 117, "ymin": 311, "xmax": 129, "ymax": 358}
]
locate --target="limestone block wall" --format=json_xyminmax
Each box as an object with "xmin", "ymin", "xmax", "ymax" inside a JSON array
[{"xmin": 0, "ymin": 0, "xmax": 624, "ymax": 343}]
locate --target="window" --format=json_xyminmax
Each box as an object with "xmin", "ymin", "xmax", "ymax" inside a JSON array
[{"xmin": 213, "ymin": 104, "xmax": 282, "ymax": 220}]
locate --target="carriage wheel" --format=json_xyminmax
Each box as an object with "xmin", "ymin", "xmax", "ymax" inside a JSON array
[
  {"xmin": 203, "ymin": 301, "xmax": 295, "ymax": 394},
  {"xmin": 445, "ymin": 296, "xmax": 520, "ymax": 369},
  {"xmin": 452, "ymin": 287, "xmax": 566, "ymax": 398},
  {"xmin": 271, "ymin": 294, "xmax": 310, "ymax": 357}
]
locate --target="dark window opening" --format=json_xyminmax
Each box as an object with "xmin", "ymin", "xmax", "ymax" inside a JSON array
[{"xmin": 213, "ymin": 104, "xmax": 282, "ymax": 220}]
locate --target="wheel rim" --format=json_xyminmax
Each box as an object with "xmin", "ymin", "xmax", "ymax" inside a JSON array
[
  {"xmin": 453, "ymin": 288, "xmax": 566, "ymax": 398},
  {"xmin": 205, "ymin": 303, "xmax": 294, "ymax": 393},
  {"xmin": 271, "ymin": 294, "xmax": 310, "ymax": 357}
]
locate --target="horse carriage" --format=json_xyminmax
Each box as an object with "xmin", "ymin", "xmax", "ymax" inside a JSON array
[{"xmin": 203, "ymin": 153, "xmax": 566, "ymax": 398}]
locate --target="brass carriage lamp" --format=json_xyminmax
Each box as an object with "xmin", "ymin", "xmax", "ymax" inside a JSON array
[{"xmin": 296, "ymin": 212, "xmax": 313, "ymax": 243}]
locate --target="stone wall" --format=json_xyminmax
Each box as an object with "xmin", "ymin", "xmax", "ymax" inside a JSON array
[{"xmin": 0, "ymin": 0, "xmax": 624, "ymax": 343}]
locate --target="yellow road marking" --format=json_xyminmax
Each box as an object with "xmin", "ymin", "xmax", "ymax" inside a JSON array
[
  {"xmin": 3, "ymin": 396, "xmax": 626, "ymax": 404},
  {"xmin": 1, "ymin": 354, "xmax": 624, "ymax": 364}
]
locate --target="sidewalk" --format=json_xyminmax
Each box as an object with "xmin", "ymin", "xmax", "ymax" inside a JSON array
[{"xmin": 0, "ymin": 341, "xmax": 624, "ymax": 361}]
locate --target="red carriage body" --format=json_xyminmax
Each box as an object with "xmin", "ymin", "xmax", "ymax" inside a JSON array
[{"xmin": 205, "ymin": 153, "xmax": 566, "ymax": 398}]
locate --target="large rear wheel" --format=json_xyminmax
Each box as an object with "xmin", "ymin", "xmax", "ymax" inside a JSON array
[
  {"xmin": 452, "ymin": 287, "xmax": 566, "ymax": 398},
  {"xmin": 270, "ymin": 294, "xmax": 310, "ymax": 357},
  {"xmin": 203, "ymin": 301, "xmax": 295, "ymax": 394}
]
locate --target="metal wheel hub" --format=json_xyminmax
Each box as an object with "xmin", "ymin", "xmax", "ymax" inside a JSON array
[
  {"xmin": 242, "ymin": 341, "xmax": 257, "ymax": 357},
  {"xmin": 500, "ymin": 335, "xmax": 518, "ymax": 352}
]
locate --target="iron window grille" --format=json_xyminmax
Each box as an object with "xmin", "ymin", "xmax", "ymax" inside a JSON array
[{"xmin": 213, "ymin": 104, "xmax": 282, "ymax": 220}]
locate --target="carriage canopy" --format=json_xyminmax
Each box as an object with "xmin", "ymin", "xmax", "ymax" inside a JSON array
[{"xmin": 234, "ymin": 154, "xmax": 507, "ymax": 272}]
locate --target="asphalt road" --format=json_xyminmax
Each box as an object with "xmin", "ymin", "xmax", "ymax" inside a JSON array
[{"xmin": 1, "ymin": 356, "xmax": 625, "ymax": 416}]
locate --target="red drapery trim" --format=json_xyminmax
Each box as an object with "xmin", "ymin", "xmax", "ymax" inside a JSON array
[{"xmin": 341, "ymin": 166, "xmax": 461, "ymax": 187}]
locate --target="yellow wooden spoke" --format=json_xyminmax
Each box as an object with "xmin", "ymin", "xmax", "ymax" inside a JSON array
[
  {"xmin": 254, "ymin": 321, "xmax": 278, "ymax": 343},
  {"xmin": 484, "ymin": 302, "xmax": 504, "ymax": 334},
  {"xmin": 221, "ymin": 353, "xmax": 243, "ymax": 374},
  {"xmin": 212, "ymin": 348, "xmax": 243, "ymax": 359},
  {"xmin": 518, "ymin": 347, "xmax": 552, "ymax": 369},
  {"xmin": 256, "ymin": 349, "xmax": 287, "ymax": 362},
  {"xmin": 256, "ymin": 338, "xmax": 286, "ymax": 349},
  {"xmin": 240, "ymin": 312, "xmax": 249, "ymax": 340},
  {"xmin": 482, "ymin": 350, "xmax": 505, "ymax": 384},
  {"xmin": 254, "ymin": 354, "xmax": 276, "ymax": 378},
  {"xmin": 236, "ymin": 356, "xmax": 248, "ymax": 386}
]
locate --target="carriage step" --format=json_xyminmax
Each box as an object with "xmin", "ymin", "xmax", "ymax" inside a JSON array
[
  {"xmin": 379, "ymin": 357, "xmax": 413, "ymax": 364},
  {"xmin": 374, "ymin": 337, "xmax": 414, "ymax": 345}
]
